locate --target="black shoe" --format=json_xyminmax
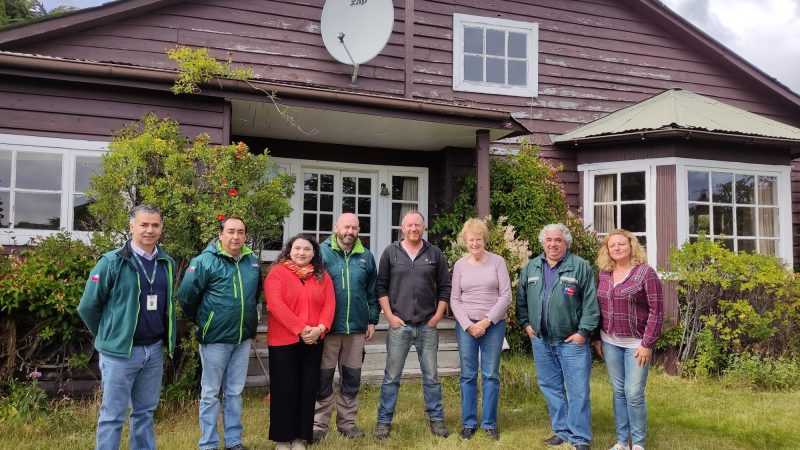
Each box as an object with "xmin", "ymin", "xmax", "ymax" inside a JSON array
[
  {"xmin": 574, "ymin": 445, "xmax": 590, "ymax": 450},
  {"xmin": 459, "ymin": 427, "xmax": 476, "ymax": 440},
  {"xmin": 373, "ymin": 422, "xmax": 391, "ymax": 439},
  {"xmin": 544, "ymin": 434, "xmax": 565, "ymax": 446},
  {"xmin": 310, "ymin": 430, "xmax": 326, "ymax": 444},
  {"xmin": 430, "ymin": 420, "xmax": 449, "ymax": 438},
  {"xmin": 484, "ymin": 428, "xmax": 500, "ymax": 441},
  {"xmin": 339, "ymin": 427, "xmax": 365, "ymax": 439},
  {"xmin": 225, "ymin": 444, "xmax": 246, "ymax": 450}
]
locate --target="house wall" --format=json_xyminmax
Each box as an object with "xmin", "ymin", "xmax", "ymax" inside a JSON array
[
  {"xmin": 7, "ymin": 0, "xmax": 799, "ymax": 213},
  {"xmin": 0, "ymin": 76, "xmax": 227, "ymax": 143}
]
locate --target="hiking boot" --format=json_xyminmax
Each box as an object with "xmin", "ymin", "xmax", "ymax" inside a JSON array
[
  {"xmin": 544, "ymin": 434, "xmax": 565, "ymax": 446},
  {"xmin": 430, "ymin": 420, "xmax": 449, "ymax": 438},
  {"xmin": 225, "ymin": 445, "xmax": 246, "ymax": 450},
  {"xmin": 310, "ymin": 430, "xmax": 326, "ymax": 444},
  {"xmin": 373, "ymin": 422, "xmax": 391, "ymax": 439},
  {"xmin": 484, "ymin": 428, "xmax": 500, "ymax": 441},
  {"xmin": 460, "ymin": 427, "xmax": 476, "ymax": 440},
  {"xmin": 574, "ymin": 445, "xmax": 590, "ymax": 450},
  {"xmin": 339, "ymin": 427, "xmax": 365, "ymax": 439}
]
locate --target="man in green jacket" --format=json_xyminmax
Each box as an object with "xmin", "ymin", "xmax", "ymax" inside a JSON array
[
  {"xmin": 178, "ymin": 217, "xmax": 261, "ymax": 450},
  {"xmin": 78, "ymin": 204, "xmax": 176, "ymax": 450},
  {"xmin": 312, "ymin": 213, "xmax": 379, "ymax": 443},
  {"xmin": 516, "ymin": 223, "xmax": 599, "ymax": 450}
]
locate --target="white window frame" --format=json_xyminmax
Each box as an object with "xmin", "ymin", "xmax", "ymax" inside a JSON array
[
  {"xmin": 0, "ymin": 134, "xmax": 107, "ymax": 245},
  {"xmin": 453, "ymin": 14, "xmax": 539, "ymax": 97},
  {"xmin": 579, "ymin": 160, "xmax": 658, "ymax": 267},
  {"xmin": 580, "ymin": 157, "xmax": 793, "ymax": 268},
  {"xmin": 271, "ymin": 158, "xmax": 428, "ymax": 263},
  {"xmin": 677, "ymin": 159, "xmax": 791, "ymax": 265}
]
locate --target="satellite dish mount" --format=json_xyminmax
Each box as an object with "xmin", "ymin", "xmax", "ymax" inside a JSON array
[{"xmin": 336, "ymin": 32, "xmax": 360, "ymax": 84}]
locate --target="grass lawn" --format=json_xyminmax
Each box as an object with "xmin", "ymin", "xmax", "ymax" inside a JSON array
[{"xmin": 1, "ymin": 353, "xmax": 798, "ymax": 449}]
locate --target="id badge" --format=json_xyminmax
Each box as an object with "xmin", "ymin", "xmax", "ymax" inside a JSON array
[{"xmin": 146, "ymin": 294, "xmax": 158, "ymax": 311}]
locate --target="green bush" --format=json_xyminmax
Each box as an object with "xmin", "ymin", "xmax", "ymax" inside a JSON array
[
  {"xmin": 667, "ymin": 235, "xmax": 800, "ymax": 379},
  {"xmin": 727, "ymin": 352, "xmax": 800, "ymax": 391},
  {"xmin": 0, "ymin": 372, "xmax": 47, "ymax": 423},
  {"xmin": 0, "ymin": 232, "xmax": 109, "ymax": 383}
]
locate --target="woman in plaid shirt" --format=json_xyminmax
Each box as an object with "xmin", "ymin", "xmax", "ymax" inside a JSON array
[{"xmin": 593, "ymin": 229, "xmax": 663, "ymax": 450}]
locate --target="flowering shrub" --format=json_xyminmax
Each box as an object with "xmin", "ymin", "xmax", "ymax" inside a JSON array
[
  {"xmin": 0, "ymin": 370, "xmax": 47, "ymax": 422},
  {"xmin": 87, "ymin": 113, "xmax": 295, "ymax": 275}
]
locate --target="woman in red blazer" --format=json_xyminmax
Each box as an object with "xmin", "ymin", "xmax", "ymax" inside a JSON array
[{"xmin": 264, "ymin": 234, "xmax": 335, "ymax": 450}]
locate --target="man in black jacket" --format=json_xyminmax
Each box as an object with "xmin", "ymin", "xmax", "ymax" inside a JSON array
[{"xmin": 373, "ymin": 210, "xmax": 452, "ymax": 440}]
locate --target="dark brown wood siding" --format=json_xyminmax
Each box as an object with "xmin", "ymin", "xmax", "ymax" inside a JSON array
[
  {"xmin": 793, "ymin": 160, "xmax": 800, "ymax": 266},
  {"xmin": 3, "ymin": 0, "xmax": 800, "ymax": 235},
  {"xmin": 0, "ymin": 76, "xmax": 226, "ymax": 143},
  {"xmin": 656, "ymin": 164, "xmax": 679, "ymax": 322},
  {"xmin": 576, "ymin": 140, "xmax": 793, "ymax": 167}
]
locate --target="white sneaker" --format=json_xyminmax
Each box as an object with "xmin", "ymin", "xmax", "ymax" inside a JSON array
[
  {"xmin": 609, "ymin": 444, "xmax": 630, "ymax": 450},
  {"xmin": 275, "ymin": 443, "xmax": 291, "ymax": 450},
  {"xmin": 290, "ymin": 439, "xmax": 307, "ymax": 450},
  {"xmin": 632, "ymin": 446, "xmax": 645, "ymax": 450}
]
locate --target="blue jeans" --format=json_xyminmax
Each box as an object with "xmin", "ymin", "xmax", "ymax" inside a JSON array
[
  {"xmin": 198, "ymin": 339, "xmax": 251, "ymax": 450},
  {"xmin": 602, "ymin": 341, "xmax": 650, "ymax": 448},
  {"xmin": 377, "ymin": 323, "xmax": 443, "ymax": 423},
  {"xmin": 96, "ymin": 342, "xmax": 164, "ymax": 450},
  {"xmin": 531, "ymin": 336, "xmax": 592, "ymax": 445},
  {"xmin": 456, "ymin": 320, "xmax": 505, "ymax": 430}
]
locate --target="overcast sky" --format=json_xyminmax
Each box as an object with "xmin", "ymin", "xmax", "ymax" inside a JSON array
[{"xmin": 40, "ymin": 0, "xmax": 800, "ymax": 94}]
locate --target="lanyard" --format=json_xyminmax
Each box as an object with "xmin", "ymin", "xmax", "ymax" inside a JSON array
[{"xmin": 132, "ymin": 252, "xmax": 159, "ymax": 294}]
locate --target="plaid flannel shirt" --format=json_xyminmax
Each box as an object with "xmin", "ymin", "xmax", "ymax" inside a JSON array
[{"xmin": 596, "ymin": 264, "xmax": 664, "ymax": 349}]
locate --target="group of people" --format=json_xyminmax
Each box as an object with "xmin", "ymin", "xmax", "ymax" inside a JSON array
[{"xmin": 78, "ymin": 205, "xmax": 663, "ymax": 450}]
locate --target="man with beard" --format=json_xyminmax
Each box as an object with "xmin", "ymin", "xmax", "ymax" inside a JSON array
[{"xmin": 311, "ymin": 213, "xmax": 379, "ymax": 443}]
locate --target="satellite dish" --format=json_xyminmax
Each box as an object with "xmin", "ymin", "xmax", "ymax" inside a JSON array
[{"xmin": 320, "ymin": 0, "xmax": 395, "ymax": 83}]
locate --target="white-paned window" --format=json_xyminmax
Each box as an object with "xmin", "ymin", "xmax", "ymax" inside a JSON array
[
  {"xmin": 453, "ymin": 14, "xmax": 538, "ymax": 97},
  {"xmin": 273, "ymin": 158, "xmax": 427, "ymax": 263},
  {"xmin": 686, "ymin": 169, "xmax": 780, "ymax": 254},
  {"xmin": 0, "ymin": 134, "xmax": 106, "ymax": 245},
  {"xmin": 593, "ymin": 171, "xmax": 648, "ymax": 247}
]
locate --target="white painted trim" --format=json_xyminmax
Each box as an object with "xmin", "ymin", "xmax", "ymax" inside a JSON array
[
  {"xmin": 271, "ymin": 157, "xmax": 428, "ymax": 263},
  {"xmin": 452, "ymin": 13, "xmax": 539, "ymax": 98},
  {"xmin": 0, "ymin": 134, "xmax": 108, "ymax": 245},
  {"xmin": 579, "ymin": 156, "xmax": 793, "ymax": 266},
  {"xmin": 579, "ymin": 162, "xmax": 657, "ymax": 267}
]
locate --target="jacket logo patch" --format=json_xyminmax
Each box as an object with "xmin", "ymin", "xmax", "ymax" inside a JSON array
[
  {"xmin": 527, "ymin": 276, "xmax": 539, "ymax": 283},
  {"xmin": 91, "ymin": 274, "xmax": 100, "ymax": 282},
  {"xmin": 189, "ymin": 266, "xmax": 196, "ymax": 272},
  {"xmin": 560, "ymin": 276, "xmax": 578, "ymax": 283},
  {"xmin": 563, "ymin": 286, "xmax": 576, "ymax": 296},
  {"xmin": 251, "ymin": 263, "xmax": 259, "ymax": 268}
]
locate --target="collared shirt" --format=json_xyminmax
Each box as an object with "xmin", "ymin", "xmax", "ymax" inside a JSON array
[
  {"xmin": 540, "ymin": 252, "xmax": 567, "ymax": 336},
  {"xmin": 596, "ymin": 264, "xmax": 664, "ymax": 349},
  {"xmin": 130, "ymin": 241, "xmax": 157, "ymax": 261}
]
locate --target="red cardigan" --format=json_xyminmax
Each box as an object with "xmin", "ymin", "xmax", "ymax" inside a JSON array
[{"xmin": 264, "ymin": 263, "xmax": 335, "ymax": 346}]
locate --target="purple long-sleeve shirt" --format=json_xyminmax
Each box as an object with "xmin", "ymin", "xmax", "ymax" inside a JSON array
[
  {"xmin": 450, "ymin": 252, "xmax": 512, "ymax": 331},
  {"xmin": 597, "ymin": 263, "xmax": 664, "ymax": 349}
]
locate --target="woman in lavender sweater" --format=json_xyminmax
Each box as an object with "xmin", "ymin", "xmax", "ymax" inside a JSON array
[
  {"xmin": 450, "ymin": 219, "xmax": 512, "ymax": 441},
  {"xmin": 593, "ymin": 229, "xmax": 663, "ymax": 450}
]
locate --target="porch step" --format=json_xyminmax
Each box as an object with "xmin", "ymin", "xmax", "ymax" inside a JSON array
[{"xmin": 246, "ymin": 313, "xmax": 461, "ymax": 387}]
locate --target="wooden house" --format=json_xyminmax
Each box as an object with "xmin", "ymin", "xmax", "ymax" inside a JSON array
[{"xmin": 1, "ymin": 0, "xmax": 799, "ymax": 324}]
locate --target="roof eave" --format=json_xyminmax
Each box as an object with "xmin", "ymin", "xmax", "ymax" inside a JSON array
[
  {"xmin": 554, "ymin": 128, "xmax": 800, "ymax": 154},
  {"xmin": 0, "ymin": 0, "xmax": 180, "ymax": 47},
  {"xmin": 0, "ymin": 51, "xmax": 529, "ymax": 137}
]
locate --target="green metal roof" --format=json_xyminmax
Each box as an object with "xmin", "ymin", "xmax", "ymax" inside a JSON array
[{"xmin": 553, "ymin": 88, "xmax": 800, "ymax": 144}]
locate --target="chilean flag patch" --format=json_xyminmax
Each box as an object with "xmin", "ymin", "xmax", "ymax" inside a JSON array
[
  {"xmin": 563, "ymin": 286, "xmax": 575, "ymax": 296},
  {"xmin": 91, "ymin": 274, "xmax": 100, "ymax": 282},
  {"xmin": 188, "ymin": 266, "xmax": 196, "ymax": 272}
]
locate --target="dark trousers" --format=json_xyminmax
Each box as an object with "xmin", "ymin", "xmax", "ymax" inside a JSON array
[{"xmin": 268, "ymin": 341, "xmax": 324, "ymax": 442}]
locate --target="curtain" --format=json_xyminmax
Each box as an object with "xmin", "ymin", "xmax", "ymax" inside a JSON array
[
  {"xmin": 757, "ymin": 176, "xmax": 777, "ymax": 253},
  {"xmin": 594, "ymin": 174, "xmax": 615, "ymax": 233}
]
